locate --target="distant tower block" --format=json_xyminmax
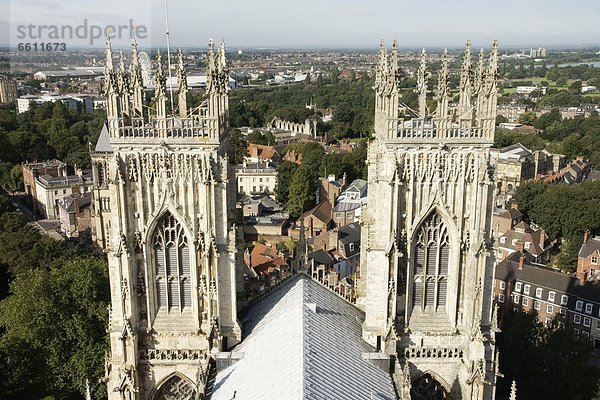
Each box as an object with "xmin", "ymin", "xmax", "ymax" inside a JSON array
[
  {"xmin": 358, "ymin": 39, "xmax": 500, "ymax": 399},
  {"xmin": 92, "ymin": 37, "xmax": 241, "ymax": 399}
]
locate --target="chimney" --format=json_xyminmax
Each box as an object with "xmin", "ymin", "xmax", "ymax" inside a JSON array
[
  {"xmin": 328, "ymin": 174, "xmax": 335, "ymax": 182},
  {"xmin": 584, "ymin": 230, "xmax": 590, "ymax": 245},
  {"xmin": 74, "ymin": 193, "xmax": 81, "ymax": 216},
  {"xmin": 518, "ymin": 254, "xmax": 526, "ymax": 270},
  {"xmin": 515, "ymin": 241, "xmax": 524, "ymax": 252},
  {"xmin": 511, "ymin": 202, "xmax": 519, "ymax": 210},
  {"xmin": 342, "ymin": 172, "xmax": 347, "ymax": 186},
  {"xmin": 540, "ymin": 230, "xmax": 546, "ymax": 249}
]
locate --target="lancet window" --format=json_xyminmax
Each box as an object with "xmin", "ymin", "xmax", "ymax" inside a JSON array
[
  {"xmin": 412, "ymin": 212, "xmax": 450, "ymax": 313},
  {"xmin": 153, "ymin": 212, "xmax": 192, "ymax": 313}
]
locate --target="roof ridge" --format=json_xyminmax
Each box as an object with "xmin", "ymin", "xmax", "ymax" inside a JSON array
[{"xmin": 300, "ymin": 274, "xmax": 307, "ymax": 400}]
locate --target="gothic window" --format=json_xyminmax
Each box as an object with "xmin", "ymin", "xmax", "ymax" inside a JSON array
[
  {"xmin": 155, "ymin": 375, "xmax": 196, "ymax": 400},
  {"xmin": 412, "ymin": 213, "xmax": 450, "ymax": 313},
  {"xmin": 97, "ymin": 163, "xmax": 106, "ymax": 186},
  {"xmin": 153, "ymin": 212, "xmax": 192, "ymax": 313},
  {"xmin": 411, "ymin": 373, "xmax": 451, "ymax": 400}
]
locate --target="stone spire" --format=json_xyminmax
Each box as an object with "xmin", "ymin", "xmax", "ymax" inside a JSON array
[
  {"xmin": 436, "ymin": 49, "xmax": 449, "ymax": 117},
  {"xmin": 474, "ymin": 48, "xmax": 486, "ymax": 119},
  {"xmin": 416, "ymin": 49, "xmax": 428, "ymax": 117},
  {"xmin": 117, "ymin": 50, "xmax": 130, "ymax": 121},
  {"xmin": 373, "ymin": 40, "xmax": 399, "ymax": 139},
  {"xmin": 154, "ymin": 50, "xmax": 167, "ymax": 120},
  {"xmin": 118, "ymin": 51, "xmax": 127, "ymax": 82},
  {"xmin": 375, "ymin": 39, "xmax": 389, "ymax": 90},
  {"xmin": 104, "ymin": 36, "xmax": 120, "ymax": 124},
  {"xmin": 218, "ymin": 40, "xmax": 227, "ymax": 74},
  {"xmin": 177, "ymin": 48, "xmax": 188, "ymax": 117},
  {"xmin": 206, "ymin": 39, "xmax": 216, "ymax": 94},
  {"xmin": 205, "ymin": 39, "xmax": 229, "ymax": 139},
  {"xmin": 483, "ymin": 40, "xmax": 499, "ymax": 118},
  {"xmin": 390, "ymin": 40, "xmax": 399, "ymax": 77},
  {"xmin": 458, "ymin": 39, "xmax": 472, "ymax": 120},
  {"xmin": 130, "ymin": 38, "xmax": 144, "ymax": 119},
  {"xmin": 104, "ymin": 36, "xmax": 116, "ymax": 95},
  {"xmin": 510, "ymin": 380, "xmax": 517, "ymax": 400}
]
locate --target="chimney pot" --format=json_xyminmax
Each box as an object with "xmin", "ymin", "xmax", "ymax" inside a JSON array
[{"xmin": 518, "ymin": 254, "xmax": 526, "ymax": 270}]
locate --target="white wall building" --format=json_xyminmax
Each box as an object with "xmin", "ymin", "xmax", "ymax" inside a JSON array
[
  {"xmin": 34, "ymin": 171, "xmax": 94, "ymax": 219},
  {"xmin": 235, "ymin": 161, "xmax": 277, "ymax": 195},
  {"xmin": 17, "ymin": 93, "xmax": 94, "ymax": 114}
]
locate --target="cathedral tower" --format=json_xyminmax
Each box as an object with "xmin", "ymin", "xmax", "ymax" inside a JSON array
[
  {"xmin": 359, "ymin": 40, "xmax": 499, "ymax": 399},
  {"xmin": 92, "ymin": 38, "xmax": 240, "ymax": 399}
]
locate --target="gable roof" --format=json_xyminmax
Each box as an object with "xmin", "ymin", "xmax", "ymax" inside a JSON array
[
  {"xmin": 345, "ymin": 178, "xmax": 367, "ymax": 193},
  {"xmin": 299, "ymin": 199, "xmax": 332, "ymax": 225},
  {"xmin": 211, "ymin": 274, "xmax": 396, "ymax": 400},
  {"xmin": 57, "ymin": 192, "xmax": 92, "ymax": 213},
  {"xmin": 247, "ymin": 143, "xmax": 279, "ymax": 160},
  {"xmin": 499, "ymin": 221, "xmax": 551, "ymax": 256},
  {"xmin": 580, "ymin": 237, "xmax": 600, "ymax": 259}
]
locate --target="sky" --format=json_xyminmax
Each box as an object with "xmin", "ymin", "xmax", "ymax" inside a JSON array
[{"xmin": 2, "ymin": 0, "xmax": 600, "ymax": 50}]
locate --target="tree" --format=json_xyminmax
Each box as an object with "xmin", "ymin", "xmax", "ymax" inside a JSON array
[
  {"xmin": 511, "ymin": 182, "xmax": 548, "ymax": 220},
  {"xmin": 274, "ymin": 161, "xmax": 298, "ymax": 206},
  {"xmin": 518, "ymin": 112, "xmax": 537, "ymax": 126},
  {"xmin": 513, "ymin": 181, "xmax": 600, "ymax": 271},
  {"xmin": 301, "ymin": 141, "xmax": 325, "ymax": 171},
  {"xmin": 533, "ymin": 108, "xmax": 561, "ymax": 130},
  {"xmin": 569, "ymin": 80, "xmax": 582, "ymax": 94},
  {"xmin": 497, "ymin": 310, "xmax": 598, "ymax": 400},
  {"xmin": 227, "ymin": 128, "xmax": 248, "ymax": 164},
  {"xmin": 287, "ymin": 164, "xmax": 317, "ymax": 217},
  {"xmin": 556, "ymin": 77, "xmax": 568, "ymax": 87},
  {"xmin": 0, "ymin": 257, "xmax": 109, "ymax": 399},
  {"xmin": 341, "ymin": 141, "xmax": 368, "ymax": 181},
  {"xmin": 496, "ymin": 115, "xmax": 508, "ymax": 125}
]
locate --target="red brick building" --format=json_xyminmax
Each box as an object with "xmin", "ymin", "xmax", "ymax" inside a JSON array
[
  {"xmin": 494, "ymin": 251, "xmax": 600, "ymax": 346},
  {"xmin": 577, "ymin": 231, "xmax": 600, "ymax": 281}
]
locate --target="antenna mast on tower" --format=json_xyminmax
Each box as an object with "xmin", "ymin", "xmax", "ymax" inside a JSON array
[{"xmin": 164, "ymin": 0, "xmax": 175, "ymax": 113}]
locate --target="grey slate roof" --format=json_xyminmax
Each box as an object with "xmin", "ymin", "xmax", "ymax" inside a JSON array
[
  {"xmin": 308, "ymin": 249, "xmax": 334, "ymax": 266},
  {"xmin": 57, "ymin": 192, "xmax": 92, "ymax": 213},
  {"xmin": 211, "ymin": 274, "xmax": 396, "ymax": 400},
  {"xmin": 496, "ymin": 251, "xmax": 600, "ymax": 308},
  {"xmin": 579, "ymin": 237, "xmax": 600, "ymax": 259},
  {"xmin": 333, "ymin": 200, "xmax": 361, "ymax": 212},
  {"xmin": 345, "ymin": 178, "xmax": 367, "ymax": 193},
  {"xmin": 95, "ymin": 124, "xmax": 113, "ymax": 152},
  {"xmin": 339, "ymin": 223, "xmax": 361, "ymax": 257}
]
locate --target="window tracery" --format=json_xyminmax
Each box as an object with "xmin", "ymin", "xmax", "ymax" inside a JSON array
[{"xmin": 153, "ymin": 212, "xmax": 192, "ymax": 313}]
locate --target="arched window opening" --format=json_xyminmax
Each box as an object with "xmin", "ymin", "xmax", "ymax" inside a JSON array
[
  {"xmin": 411, "ymin": 373, "xmax": 451, "ymax": 400},
  {"xmin": 412, "ymin": 213, "xmax": 450, "ymax": 313},
  {"xmin": 97, "ymin": 163, "xmax": 106, "ymax": 186},
  {"xmin": 153, "ymin": 212, "xmax": 192, "ymax": 313},
  {"xmin": 156, "ymin": 375, "xmax": 196, "ymax": 400}
]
